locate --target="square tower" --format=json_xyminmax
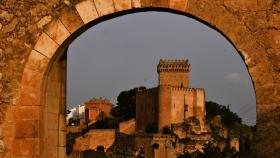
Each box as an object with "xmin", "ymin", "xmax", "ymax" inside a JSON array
[{"xmin": 157, "ymin": 59, "xmax": 191, "ymax": 87}]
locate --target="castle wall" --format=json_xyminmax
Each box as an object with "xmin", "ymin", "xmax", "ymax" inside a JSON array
[
  {"xmin": 195, "ymin": 89, "xmax": 206, "ymax": 127},
  {"xmin": 73, "ymin": 129, "xmax": 116, "ymax": 152},
  {"xmin": 119, "ymin": 118, "xmax": 136, "ymax": 135},
  {"xmin": 136, "ymin": 88, "xmax": 158, "ymax": 132},
  {"xmin": 159, "ymin": 72, "xmax": 189, "ymax": 87},
  {"xmin": 135, "ymin": 134, "xmax": 177, "ymax": 158},
  {"xmin": 183, "ymin": 89, "xmax": 196, "ymax": 118},
  {"xmin": 170, "ymin": 90, "xmax": 185, "ymax": 124},
  {"xmin": 158, "ymin": 86, "xmax": 172, "ymax": 130},
  {"xmin": 167, "ymin": 88, "xmax": 206, "ymax": 127}
]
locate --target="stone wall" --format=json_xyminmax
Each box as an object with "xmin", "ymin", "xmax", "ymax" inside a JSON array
[
  {"xmin": 84, "ymin": 98, "xmax": 113, "ymax": 122},
  {"xmin": 170, "ymin": 87, "xmax": 206, "ymax": 127},
  {"xmin": 157, "ymin": 59, "xmax": 190, "ymax": 87},
  {"xmin": 0, "ymin": 0, "xmax": 279, "ymax": 157},
  {"xmin": 73, "ymin": 129, "xmax": 116, "ymax": 152},
  {"xmin": 119, "ymin": 118, "xmax": 136, "ymax": 135},
  {"xmin": 135, "ymin": 134, "xmax": 177, "ymax": 158},
  {"xmin": 158, "ymin": 85, "xmax": 172, "ymax": 130},
  {"xmin": 136, "ymin": 87, "xmax": 158, "ymax": 132},
  {"xmin": 158, "ymin": 72, "xmax": 190, "ymax": 87}
]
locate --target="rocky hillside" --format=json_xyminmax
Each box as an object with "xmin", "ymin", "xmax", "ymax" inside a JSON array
[{"xmin": 177, "ymin": 101, "xmax": 256, "ymax": 158}]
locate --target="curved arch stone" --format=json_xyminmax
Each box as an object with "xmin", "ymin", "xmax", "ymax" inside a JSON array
[{"xmin": 0, "ymin": 0, "xmax": 278, "ymax": 157}]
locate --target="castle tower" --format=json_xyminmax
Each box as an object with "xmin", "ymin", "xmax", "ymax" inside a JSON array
[
  {"xmin": 136, "ymin": 59, "xmax": 206, "ymax": 132},
  {"xmin": 157, "ymin": 59, "xmax": 191, "ymax": 87}
]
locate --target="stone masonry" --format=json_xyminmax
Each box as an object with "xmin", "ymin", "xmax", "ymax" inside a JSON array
[{"xmin": 0, "ymin": 0, "xmax": 279, "ymax": 157}]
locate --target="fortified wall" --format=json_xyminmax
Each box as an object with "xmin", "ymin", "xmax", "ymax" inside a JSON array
[
  {"xmin": 136, "ymin": 87, "xmax": 159, "ymax": 132},
  {"xmin": 73, "ymin": 129, "xmax": 116, "ymax": 152}
]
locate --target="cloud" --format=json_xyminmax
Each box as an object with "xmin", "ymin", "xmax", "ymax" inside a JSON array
[{"xmin": 225, "ymin": 73, "xmax": 242, "ymax": 82}]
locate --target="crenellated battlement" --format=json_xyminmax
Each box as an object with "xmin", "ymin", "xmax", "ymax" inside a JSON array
[
  {"xmin": 137, "ymin": 87, "xmax": 158, "ymax": 95},
  {"xmin": 169, "ymin": 87, "xmax": 204, "ymax": 92},
  {"xmin": 85, "ymin": 97, "xmax": 112, "ymax": 104},
  {"xmin": 157, "ymin": 59, "xmax": 191, "ymax": 73},
  {"xmin": 158, "ymin": 85, "xmax": 204, "ymax": 92}
]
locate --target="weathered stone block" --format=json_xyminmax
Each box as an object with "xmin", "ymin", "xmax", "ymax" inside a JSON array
[
  {"xmin": 153, "ymin": 0, "xmax": 169, "ymax": 8},
  {"xmin": 224, "ymin": 0, "xmax": 258, "ymax": 12},
  {"xmin": 2, "ymin": 125, "xmax": 15, "ymax": 139},
  {"xmin": 94, "ymin": 0, "xmax": 115, "ymax": 16},
  {"xmin": 132, "ymin": 0, "xmax": 141, "ymax": 8},
  {"xmin": 255, "ymin": 85, "xmax": 280, "ymax": 105},
  {"xmin": 46, "ymin": 80, "xmax": 60, "ymax": 97},
  {"xmin": 267, "ymin": 48, "xmax": 280, "ymax": 70},
  {"xmin": 140, "ymin": 0, "xmax": 152, "ymax": 7},
  {"xmin": 46, "ymin": 146, "xmax": 58, "ymax": 158},
  {"xmin": 2, "ymin": 18, "xmax": 18, "ymax": 34},
  {"xmin": 269, "ymin": 30, "xmax": 280, "ymax": 48},
  {"xmin": 47, "ymin": 113, "xmax": 59, "ymax": 130},
  {"xmin": 75, "ymin": 0, "xmax": 99, "ymax": 23},
  {"xmin": 169, "ymin": 0, "xmax": 188, "ymax": 12},
  {"xmin": 45, "ymin": 19, "xmax": 71, "ymax": 45},
  {"xmin": 37, "ymin": 15, "xmax": 52, "ymax": 29},
  {"xmin": 15, "ymin": 120, "xmax": 39, "ymax": 138},
  {"xmin": 58, "ymin": 146, "xmax": 66, "ymax": 158},
  {"xmin": 59, "ymin": 7, "xmax": 84, "ymax": 33},
  {"xmin": 0, "ymin": 140, "xmax": 5, "ymax": 153},
  {"xmin": 21, "ymin": 68, "xmax": 44, "ymax": 92},
  {"xmin": 58, "ymin": 131, "xmax": 66, "ymax": 147},
  {"xmin": 257, "ymin": 0, "xmax": 273, "ymax": 10},
  {"xmin": 25, "ymin": 50, "xmax": 49, "ymax": 73},
  {"xmin": 20, "ymin": 87, "xmax": 41, "ymax": 106},
  {"xmin": 114, "ymin": 0, "xmax": 132, "ymax": 11},
  {"xmin": 59, "ymin": 114, "xmax": 66, "ymax": 131},
  {"xmin": 12, "ymin": 139, "xmax": 39, "ymax": 157},
  {"xmin": 11, "ymin": 106, "xmax": 40, "ymax": 120},
  {"xmin": 47, "ymin": 130, "xmax": 58, "ymax": 146},
  {"xmin": 242, "ymin": 11, "xmax": 268, "ymax": 32},
  {"xmin": 34, "ymin": 32, "xmax": 59, "ymax": 58},
  {"xmin": 47, "ymin": 62, "xmax": 61, "ymax": 82},
  {"xmin": 269, "ymin": 13, "xmax": 280, "ymax": 28},
  {"xmin": 46, "ymin": 95, "xmax": 60, "ymax": 114},
  {"xmin": 0, "ymin": 128, "xmax": 3, "ymax": 139}
]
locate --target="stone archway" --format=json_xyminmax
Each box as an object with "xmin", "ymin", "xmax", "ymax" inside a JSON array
[{"xmin": 0, "ymin": 0, "xmax": 279, "ymax": 158}]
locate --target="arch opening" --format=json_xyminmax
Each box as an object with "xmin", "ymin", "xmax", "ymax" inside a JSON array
[{"xmin": 20, "ymin": 7, "xmax": 259, "ymax": 158}]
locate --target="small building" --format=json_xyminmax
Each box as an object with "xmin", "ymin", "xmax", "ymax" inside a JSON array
[
  {"xmin": 67, "ymin": 104, "xmax": 85, "ymax": 126},
  {"xmin": 84, "ymin": 98, "xmax": 113, "ymax": 124}
]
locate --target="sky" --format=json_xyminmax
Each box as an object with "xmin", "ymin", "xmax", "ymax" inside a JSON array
[{"xmin": 67, "ymin": 11, "xmax": 256, "ymax": 125}]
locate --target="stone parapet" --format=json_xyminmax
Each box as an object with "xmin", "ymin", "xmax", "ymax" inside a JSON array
[{"xmin": 157, "ymin": 59, "xmax": 191, "ymax": 73}]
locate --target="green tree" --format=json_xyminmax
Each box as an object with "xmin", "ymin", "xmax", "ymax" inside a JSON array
[
  {"xmin": 112, "ymin": 86, "xmax": 146, "ymax": 121},
  {"xmin": 205, "ymin": 101, "xmax": 242, "ymax": 127}
]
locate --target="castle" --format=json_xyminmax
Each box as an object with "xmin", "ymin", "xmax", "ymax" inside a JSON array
[
  {"xmin": 136, "ymin": 59, "xmax": 206, "ymax": 132},
  {"xmin": 69, "ymin": 60, "xmax": 211, "ymax": 158}
]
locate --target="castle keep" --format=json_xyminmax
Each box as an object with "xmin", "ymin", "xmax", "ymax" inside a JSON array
[{"xmin": 136, "ymin": 59, "xmax": 206, "ymax": 132}]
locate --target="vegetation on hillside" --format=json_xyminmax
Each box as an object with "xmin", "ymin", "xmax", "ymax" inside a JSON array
[{"xmin": 205, "ymin": 101, "xmax": 242, "ymax": 126}]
